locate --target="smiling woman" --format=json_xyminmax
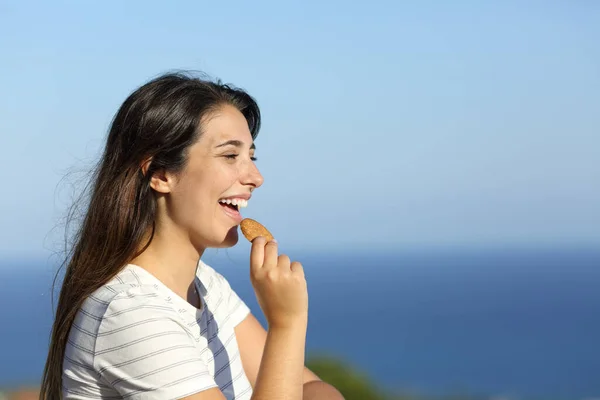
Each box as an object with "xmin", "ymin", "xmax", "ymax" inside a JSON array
[{"xmin": 40, "ymin": 72, "xmax": 344, "ymax": 400}]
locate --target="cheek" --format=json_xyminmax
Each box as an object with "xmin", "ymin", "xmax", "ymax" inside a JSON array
[
  {"xmin": 172, "ymin": 164, "xmax": 240, "ymax": 214},
  {"xmin": 175, "ymin": 173, "xmax": 230, "ymax": 212},
  {"xmin": 170, "ymin": 176, "xmax": 213, "ymax": 216},
  {"xmin": 212, "ymin": 165, "xmax": 240, "ymax": 192}
]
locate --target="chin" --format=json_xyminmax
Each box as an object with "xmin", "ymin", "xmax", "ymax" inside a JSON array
[
  {"xmin": 191, "ymin": 225, "xmax": 240, "ymax": 250},
  {"xmin": 212, "ymin": 226, "xmax": 240, "ymax": 248}
]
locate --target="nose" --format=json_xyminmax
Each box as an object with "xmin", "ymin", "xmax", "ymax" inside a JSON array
[{"xmin": 242, "ymin": 159, "xmax": 264, "ymax": 189}]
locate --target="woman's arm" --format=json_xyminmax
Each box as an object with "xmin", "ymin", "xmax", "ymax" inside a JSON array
[
  {"xmin": 236, "ymin": 313, "xmax": 345, "ymax": 400},
  {"xmin": 251, "ymin": 318, "xmax": 308, "ymax": 400}
]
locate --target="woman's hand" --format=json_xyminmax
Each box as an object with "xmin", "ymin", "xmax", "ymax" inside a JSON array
[{"xmin": 249, "ymin": 237, "xmax": 308, "ymax": 330}]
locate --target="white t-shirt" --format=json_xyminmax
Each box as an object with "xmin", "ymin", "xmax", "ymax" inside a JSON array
[{"xmin": 62, "ymin": 261, "xmax": 253, "ymax": 400}]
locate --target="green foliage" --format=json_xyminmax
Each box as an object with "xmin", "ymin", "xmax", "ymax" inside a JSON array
[
  {"xmin": 305, "ymin": 353, "xmax": 493, "ymax": 400},
  {"xmin": 306, "ymin": 353, "xmax": 390, "ymax": 400}
]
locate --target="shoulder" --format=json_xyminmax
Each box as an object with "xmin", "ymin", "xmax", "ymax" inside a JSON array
[
  {"xmin": 90, "ymin": 279, "xmax": 200, "ymax": 375},
  {"xmin": 90, "ymin": 284, "xmax": 218, "ymax": 398},
  {"xmin": 93, "ymin": 267, "xmax": 192, "ymax": 341},
  {"xmin": 65, "ymin": 267, "xmax": 188, "ymax": 390},
  {"xmin": 88, "ymin": 268, "xmax": 220, "ymax": 398},
  {"xmin": 96, "ymin": 285, "xmax": 183, "ymax": 334},
  {"xmin": 91, "ymin": 286, "xmax": 196, "ymax": 378},
  {"xmin": 78, "ymin": 265, "xmax": 175, "ymax": 323},
  {"xmin": 72, "ymin": 266, "xmax": 188, "ymax": 354}
]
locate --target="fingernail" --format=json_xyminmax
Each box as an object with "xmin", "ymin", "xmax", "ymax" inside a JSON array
[{"xmin": 270, "ymin": 239, "xmax": 278, "ymax": 244}]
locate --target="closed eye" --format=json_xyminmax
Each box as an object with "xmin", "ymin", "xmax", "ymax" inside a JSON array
[{"xmin": 224, "ymin": 154, "xmax": 257, "ymax": 161}]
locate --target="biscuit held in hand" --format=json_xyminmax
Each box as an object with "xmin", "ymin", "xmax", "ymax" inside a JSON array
[{"xmin": 240, "ymin": 218, "xmax": 275, "ymax": 242}]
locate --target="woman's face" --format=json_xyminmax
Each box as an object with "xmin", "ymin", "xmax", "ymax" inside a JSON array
[{"xmin": 161, "ymin": 104, "xmax": 264, "ymax": 250}]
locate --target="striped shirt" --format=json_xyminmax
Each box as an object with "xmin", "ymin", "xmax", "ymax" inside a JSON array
[{"xmin": 62, "ymin": 261, "xmax": 253, "ymax": 399}]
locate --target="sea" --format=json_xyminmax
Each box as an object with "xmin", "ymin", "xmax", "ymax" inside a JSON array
[{"xmin": 0, "ymin": 247, "xmax": 599, "ymax": 400}]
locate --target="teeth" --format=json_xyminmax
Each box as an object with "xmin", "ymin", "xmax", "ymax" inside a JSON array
[{"xmin": 219, "ymin": 198, "xmax": 248, "ymax": 208}]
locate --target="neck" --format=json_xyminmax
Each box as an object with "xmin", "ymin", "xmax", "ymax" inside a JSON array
[{"xmin": 130, "ymin": 223, "xmax": 205, "ymax": 306}]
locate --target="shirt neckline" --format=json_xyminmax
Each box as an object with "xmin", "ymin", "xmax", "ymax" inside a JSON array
[{"xmin": 123, "ymin": 263, "xmax": 206, "ymax": 316}]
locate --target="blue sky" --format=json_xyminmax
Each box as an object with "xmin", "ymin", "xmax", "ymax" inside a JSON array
[{"xmin": 1, "ymin": 1, "xmax": 598, "ymax": 259}]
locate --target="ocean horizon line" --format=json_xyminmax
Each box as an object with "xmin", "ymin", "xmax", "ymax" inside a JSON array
[{"xmin": 1, "ymin": 242, "xmax": 599, "ymax": 272}]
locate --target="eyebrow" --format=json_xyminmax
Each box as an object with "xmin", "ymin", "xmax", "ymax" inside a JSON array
[{"xmin": 216, "ymin": 140, "xmax": 256, "ymax": 150}]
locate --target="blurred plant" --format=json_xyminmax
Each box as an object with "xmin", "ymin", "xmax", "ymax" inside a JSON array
[
  {"xmin": 305, "ymin": 353, "xmax": 496, "ymax": 400},
  {"xmin": 306, "ymin": 352, "xmax": 392, "ymax": 400}
]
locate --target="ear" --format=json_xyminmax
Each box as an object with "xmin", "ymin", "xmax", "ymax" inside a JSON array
[
  {"xmin": 141, "ymin": 157, "xmax": 172, "ymax": 194},
  {"xmin": 149, "ymin": 168, "xmax": 172, "ymax": 194}
]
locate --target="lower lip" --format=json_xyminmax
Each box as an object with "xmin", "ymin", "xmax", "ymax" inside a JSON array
[{"xmin": 219, "ymin": 203, "xmax": 243, "ymax": 223}]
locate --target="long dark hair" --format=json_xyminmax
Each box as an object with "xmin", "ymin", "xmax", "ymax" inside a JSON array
[{"xmin": 40, "ymin": 71, "xmax": 261, "ymax": 399}]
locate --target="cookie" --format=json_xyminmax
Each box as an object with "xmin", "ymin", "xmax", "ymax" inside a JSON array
[{"xmin": 240, "ymin": 218, "xmax": 275, "ymax": 242}]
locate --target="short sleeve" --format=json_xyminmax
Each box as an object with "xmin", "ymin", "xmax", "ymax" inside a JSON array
[
  {"xmin": 199, "ymin": 261, "xmax": 251, "ymax": 328},
  {"xmin": 93, "ymin": 288, "xmax": 218, "ymax": 399}
]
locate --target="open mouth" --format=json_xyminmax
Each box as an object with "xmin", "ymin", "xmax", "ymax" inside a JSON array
[
  {"xmin": 218, "ymin": 198, "xmax": 248, "ymax": 214},
  {"xmin": 220, "ymin": 202, "xmax": 239, "ymax": 212}
]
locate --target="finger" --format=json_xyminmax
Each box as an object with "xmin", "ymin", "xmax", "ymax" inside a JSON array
[
  {"xmin": 277, "ymin": 254, "xmax": 291, "ymax": 273},
  {"xmin": 250, "ymin": 236, "xmax": 267, "ymax": 273},
  {"xmin": 263, "ymin": 240, "xmax": 279, "ymax": 269},
  {"xmin": 290, "ymin": 261, "xmax": 305, "ymax": 278}
]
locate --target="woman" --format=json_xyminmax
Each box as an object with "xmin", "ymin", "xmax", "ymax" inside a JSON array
[{"xmin": 41, "ymin": 72, "xmax": 344, "ymax": 399}]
